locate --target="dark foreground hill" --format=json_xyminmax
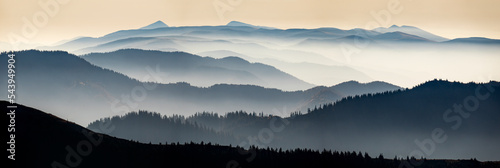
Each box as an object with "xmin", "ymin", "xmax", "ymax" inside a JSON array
[
  {"xmin": 82, "ymin": 49, "xmax": 314, "ymax": 91},
  {"xmin": 88, "ymin": 80, "xmax": 500, "ymax": 160},
  {"xmin": 4, "ymin": 101, "xmax": 499, "ymax": 168}
]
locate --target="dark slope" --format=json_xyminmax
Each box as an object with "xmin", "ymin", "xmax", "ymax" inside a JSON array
[
  {"xmin": 4, "ymin": 101, "xmax": 499, "ymax": 168},
  {"xmin": 226, "ymin": 21, "xmax": 276, "ymax": 29}
]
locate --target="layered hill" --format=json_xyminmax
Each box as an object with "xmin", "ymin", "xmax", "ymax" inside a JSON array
[
  {"xmin": 82, "ymin": 49, "xmax": 314, "ymax": 91},
  {"xmin": 0, "ymin": 50, "xmax": 399, "ymax": 125},
  {"xmin": 34, "ymin": 21, "xmax": 500, "ymax": 87},
  {"xmin": 9, "ymin": 101, "xmax": 498, "ymax": 167}
]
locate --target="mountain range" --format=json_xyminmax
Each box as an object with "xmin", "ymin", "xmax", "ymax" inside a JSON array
[
  {"xmin": 0, "ymin": 50, "xmax": 400, "ymax": 125},
  {"xmin": 82, "ymin": 49, "xmax": 314, "ymax": 91},
  {"xmin": 88, "ymin": 80, "xmax": 500, "ymax": 160},
  {"xmin": 196, "ymin": 50, "xmax": 374, "ymax": 86}
]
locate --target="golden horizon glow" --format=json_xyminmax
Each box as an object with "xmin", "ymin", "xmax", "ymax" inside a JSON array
[{"xmin": 1, "ymin": 0, "xmax": 499, "ymax": 44}]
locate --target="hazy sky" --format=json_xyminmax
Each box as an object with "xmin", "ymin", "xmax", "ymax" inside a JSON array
[{"xmin": 1, "ymin": 0, "xmax": 499, "ymax": 44}]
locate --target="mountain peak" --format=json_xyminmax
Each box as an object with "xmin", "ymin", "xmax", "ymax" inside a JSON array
[{"xmin": 140, "ymin": 20, "xmax": 168, "ymax": 29}]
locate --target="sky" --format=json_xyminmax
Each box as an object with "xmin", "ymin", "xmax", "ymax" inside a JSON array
[{"xmin": 1, "ymin": 0, "xmax": 499, "ymax": 45}]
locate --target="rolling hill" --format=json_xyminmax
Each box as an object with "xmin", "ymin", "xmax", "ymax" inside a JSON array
[
  {"xmin": 82, "ymin": 49, "xmax": 315, "ymax": 91},
  {"xmin": 88, "ymin": 80, "xmax": 500, "ymax": 161}
]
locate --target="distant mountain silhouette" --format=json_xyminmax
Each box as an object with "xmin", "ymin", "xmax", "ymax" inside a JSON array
[
  {"xmin": 373, "ymin": 31, "xmax": 434, "ymax": 42},
  {"xmin": 373, "ymin": 25, "xmax": 449, "ymax": 42},
  {"xmin": 5, "ymin": 101, "xmax": 500, "ymax": 168},
  {"xmin": 0, "ymin": 50, "xmax": 398, "ymax": 125},
  {"xmin": 226, "ymin": 21, "xmax": 276, "ymax": 29},
  {"xmin": 39, "ymin": 23, "xmax": 466, "ymax": 55},
  {"xmin": 444, "ymin": 37, "xmax": 500, "ymax": 44},
  {"xmin": 88, "ymin": 80, "xmax": 500, "ymax": 161},
  {"xmin": 82, "ymin": 49, "xmax": 315, "ymax": 91},
  {"xmin": 140, "ymin": 20, "xmax": 168, "ymax": 29},
  {"xmin": 87, "ymin": 110, "xmax": 238, "ymax": 145}
]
